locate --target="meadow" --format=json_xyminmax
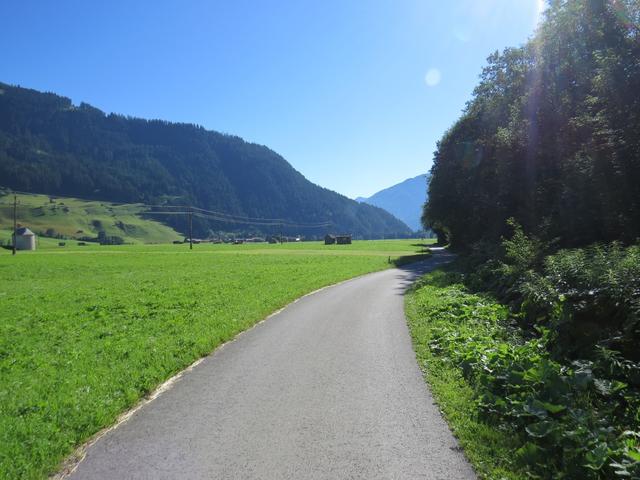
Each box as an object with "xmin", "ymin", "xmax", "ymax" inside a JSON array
[{"xmin": 0, "ymin": 239, "xmax": 433, "ymax": 479}]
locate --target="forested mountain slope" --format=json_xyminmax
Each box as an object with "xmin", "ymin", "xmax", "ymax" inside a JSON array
[{"xmin": 0, "ymin": 83, "xmax": 410, "ymax": 238}]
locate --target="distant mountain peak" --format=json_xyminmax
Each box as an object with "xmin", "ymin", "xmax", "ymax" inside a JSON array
[{"xmin": 356, "ymin": 174, "xmax": 429, "ymax": 231}]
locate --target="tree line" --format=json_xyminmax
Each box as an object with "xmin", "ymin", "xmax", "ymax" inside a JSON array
[
  {"xmin": 422, "ymin": 3, "xmax": 640, "ymax": 477},
  {"xmin": 424, "ymin": 0, "xmax": 640, "ymax": 249}
]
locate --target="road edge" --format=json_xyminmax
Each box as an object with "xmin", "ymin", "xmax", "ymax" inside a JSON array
[{"xmin": 51, "ymin": 264, "xmax": 401, "ymax": 479}]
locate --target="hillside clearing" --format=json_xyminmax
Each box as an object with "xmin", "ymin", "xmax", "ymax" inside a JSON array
[{"xmin": 0, "ymin": 192, "xmax": 182, "ymax": 245}]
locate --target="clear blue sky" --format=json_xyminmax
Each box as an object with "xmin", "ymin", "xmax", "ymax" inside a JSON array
[{"xmin": 1, "ymin": 0, "xmax": 543, "ymax": 198}]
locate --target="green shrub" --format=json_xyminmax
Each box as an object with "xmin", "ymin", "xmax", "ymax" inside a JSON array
[
  {"xmin": 541, "ymin": 244, "xmax": 640, "ymax": 360},
  {"xmin": 466, "ymin": 223, "xmax": 640, "ymax": 362},
  {"xmin": 408, "ymin": 271, "xmax": 640, "ymax": 479}
]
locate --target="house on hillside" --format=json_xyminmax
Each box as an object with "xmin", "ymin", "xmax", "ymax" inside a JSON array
[{"xmin": 13, "ymin": 227, "xmax": 37, "ymax": 251}]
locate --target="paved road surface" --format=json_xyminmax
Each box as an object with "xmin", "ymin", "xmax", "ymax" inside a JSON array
[{"xmin": 69, "ymin": 250, "xmax": 476, "ymax": 479}]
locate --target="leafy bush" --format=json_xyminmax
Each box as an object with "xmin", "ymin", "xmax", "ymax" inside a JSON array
[
  {"xmin": 408, "ymin": 272, "xmax": 640, "ymax": 479},
  {"xmin": 541, "ymin": 244, "xmax": 640, "ymax": 360},
  {"xmin": 466, "ymin": 223, "xmax": 640, "ymax": 361},
  {"xmin": 96, "ymin": 231, "xmax": 125, "ymax": 245}
]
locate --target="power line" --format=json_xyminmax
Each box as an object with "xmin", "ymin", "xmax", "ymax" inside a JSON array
[
  {"xmin": 151, "ymin": 205, "xmax": 331, "ymax": 227},
  {"xmin": 147, "ymin": 211, "xmax": 331, "ymax": 228},
  {"xmin": 145, "ymin": 206, "xmax": 332, "ymax": 228},
  {"xmin": 1, "ymin": 189, "xmax": 333, "ymax": 229},
  {"xmin": 143, "ymin": 211, "xmax": 192, "ymax": 215},
  {"xmin": 190, "ymin": 206, "xmax": 288, "ymax": 222},
  {"xmin": 190, "ymin": 211, "xmax": 331, "ymax": 228}
]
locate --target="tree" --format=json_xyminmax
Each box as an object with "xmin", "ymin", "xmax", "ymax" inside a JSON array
[{"xmin": 424, "ymin": 0, "xmax": 640, "ymax": 249}]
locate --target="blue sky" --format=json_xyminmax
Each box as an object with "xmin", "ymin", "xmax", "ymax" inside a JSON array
[{"xmin": 1, "ymin": 0, "xmax": 543, "ymax": 198}]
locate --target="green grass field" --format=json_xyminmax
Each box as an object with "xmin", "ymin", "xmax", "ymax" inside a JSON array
[
  {"xmin": 0, "ymin": 192, "xmax": 182, "ymax": 245},
  {"xmin": 0, "ymin": 239, "xmax": 433, "ymax": 479}
]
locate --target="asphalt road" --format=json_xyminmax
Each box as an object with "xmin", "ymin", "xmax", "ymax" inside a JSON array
[{"xmin": 69, "ymin": 250, "xmax": 476, "ymax": 480}]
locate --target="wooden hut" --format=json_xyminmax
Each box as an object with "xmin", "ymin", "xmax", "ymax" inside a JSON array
[{"xmin": 336, "ymin": 234, "xmax": 352, "ymax": 245}]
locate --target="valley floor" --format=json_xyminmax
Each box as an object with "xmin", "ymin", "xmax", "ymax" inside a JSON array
[
  {"xmin": 0, "ymin": 239, "xmax": 433, "ymax": 479},
  {"xmin": 66, "ymin": 250, "xmax": 472, "ymax": 480}
]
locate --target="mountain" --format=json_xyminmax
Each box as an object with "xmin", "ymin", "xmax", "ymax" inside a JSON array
[
  {"xmin": 0, "ymin": 82, "xmax": 411, "ymax": 238},
  {"xmin": 356, "ymin": 175, "xmax": 428, "ymax": 231}
]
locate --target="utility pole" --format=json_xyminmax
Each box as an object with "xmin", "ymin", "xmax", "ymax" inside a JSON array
[
  {"xmin": 12, "ymin": 195, "xmax": 17, "ymax": 256},
  {"xmin": 188, "ymin": 207, "xmax": 193, "ymax": 250}
]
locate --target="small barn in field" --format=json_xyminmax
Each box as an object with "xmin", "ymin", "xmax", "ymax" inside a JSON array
[
  {"xmin": 336, "ymin": 234, "xmax": 352, "ymax": 245},
  {"xmin": 13, "ymin": 227, "xmax": 36, "ymax": 251},
  {"xmin": 325, "ymin": 234, "xmax": 352, "ymax": 245}
]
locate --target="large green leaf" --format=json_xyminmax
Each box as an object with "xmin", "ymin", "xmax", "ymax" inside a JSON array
[
  {"xmin": 584, "ymin": 442, "xmax": 609, "ymax": 471},
  {"xmin": 525, "ymin": 420, "xmax": 555, "ymax": 438}
]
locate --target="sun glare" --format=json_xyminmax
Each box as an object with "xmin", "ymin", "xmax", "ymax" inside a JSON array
[
  {"xmin": 535, "ymin": 0, "xmax": 546, "ymax": 25},
  {"xmin": 424, "ymin": 68, "xmax": 441, "ymax": 87}
]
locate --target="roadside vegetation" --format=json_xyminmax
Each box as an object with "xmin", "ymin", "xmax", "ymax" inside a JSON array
[
  {"xmin": 407, "ymin": 270, "xmax": 524, "ymax": 479},
  {"xmin": 417, "ymin": 2, "xmax": 640, "ymax": 477},
  {"xmin": 0, "ymin": 240, "xmax": 428, "ymax": 479},
  {"xmin": 407, "ymin": 229, "xmax": 640, "ymax": 479}
]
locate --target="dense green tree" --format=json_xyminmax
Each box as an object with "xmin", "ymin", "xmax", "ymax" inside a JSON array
[{"xmin": 424, "ymin": 0, "xmax": 640, "ymax": 249}]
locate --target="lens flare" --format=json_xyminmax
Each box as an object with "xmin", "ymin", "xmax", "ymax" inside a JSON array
[
  {"xmin": 610, "ymin": 0, "xmax": 640, "ymax": 33},
  {"xmin": 424, "ymin": 69, "xmax": 441, "ymax": 87}
]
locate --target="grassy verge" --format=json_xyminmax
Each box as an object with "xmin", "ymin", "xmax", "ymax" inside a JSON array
[
  {"xmin": 405, "ymin": 268, "xmax": 525, "ymax": 479},
  {"xmin": 0, "ymin": 240, "xmax": 424, "ymax": 479}
]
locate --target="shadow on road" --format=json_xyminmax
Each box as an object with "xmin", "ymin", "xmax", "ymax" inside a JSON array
[{"xmin": 392, "ymin": 248, "xmax": 456, "ymax": 295}]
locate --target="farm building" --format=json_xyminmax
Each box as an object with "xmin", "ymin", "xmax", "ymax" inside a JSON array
[
  {"xmin": 12, "ymin": 227, "xmax": 36, "ymax": 251},
  {"xmin": 325, "ymin": 234, "xmax": 352, "ymax": 245},
  {"xmin": 336, "ymin": 234, "xmax": 352, "ymax": 244}
]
